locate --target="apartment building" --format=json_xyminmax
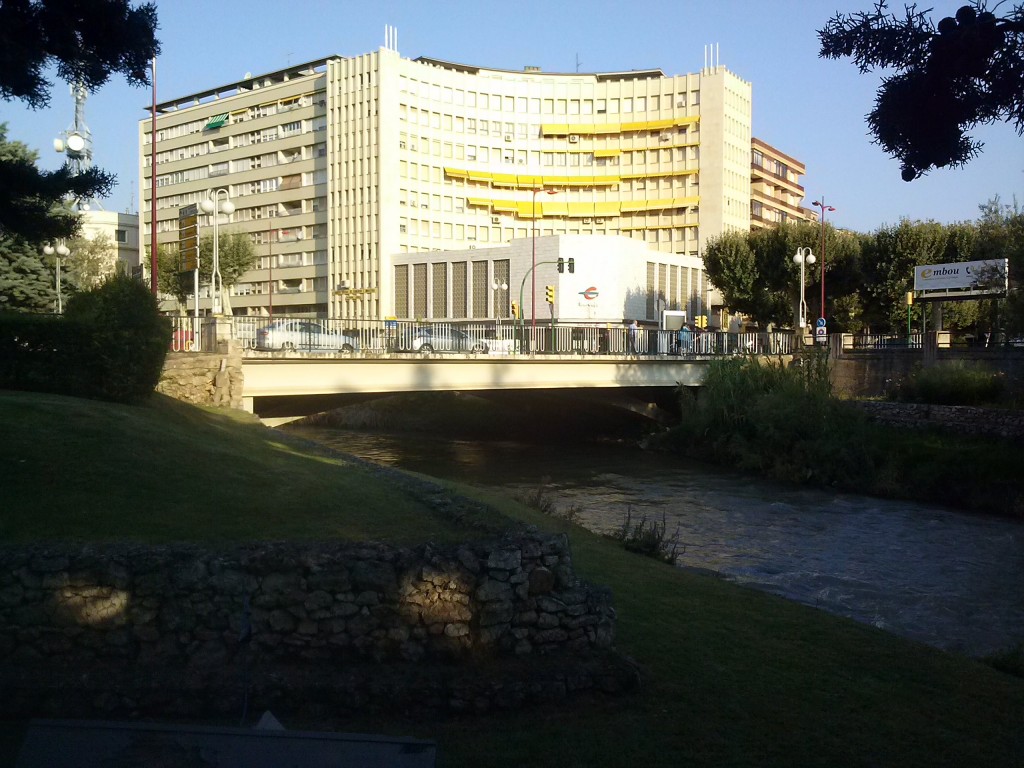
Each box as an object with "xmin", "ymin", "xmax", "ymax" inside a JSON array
[
  {"xmin": 750, "ymin": 137, "xmax": 814, "ymax": 230},
  {"xmin": 140, "ymin": 45, "xmax": 753, "ymax": 320}
]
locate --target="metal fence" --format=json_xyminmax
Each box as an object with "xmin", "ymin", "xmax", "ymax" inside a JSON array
[{"xmin": 165, "ymin": 315, "xmax": 798, "ymax": 358}]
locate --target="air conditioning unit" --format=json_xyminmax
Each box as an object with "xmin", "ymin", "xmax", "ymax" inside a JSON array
[
  {"xmin": 469, "ymin": 245, "xmax": 476, "ymax": 249},
  {"xmin": 583, "ymin": 218, "xmax": 592, "ymax": 224},
  {"xmin": 491, "ymin": 216, "xmax": 500, "ymax": 224},
  {"xmin": 504, "ymin": 134, "xmax": 513, "ymax": 142},
  {"xmin": 568, "ymin": 134, "xmax": 579, "ymax": 143},
  {"xmin": 660, "ymin": 134, "xmax": 671, "ymax": 142},
  {"xmin": 677, "ymin": 100, "xmax": 685, "ymax": 107},
  {"xmin": 337, "ymin": 279, "xmax": 350, "ymax": 290},
  {"xmin": 595, "ymin": 217, "xmax": 605, "ymax": 224}
]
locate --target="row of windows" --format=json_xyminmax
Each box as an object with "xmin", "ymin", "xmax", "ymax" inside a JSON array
[
  {"xmin": 393, "ymin": 258, "xmax": 510, "ymax": 320},
  {"xmin": 751, "ymin": 150, "xmax": 794, "ymax": 181},
  {"xmin": 400, "ymin": 77, "xmax": 698, "ymax": 115},
  {"xmin": 397, "ymin": 220, "xmax": 698, "ymax": 244},
  {"xmin": 399, "ymin": 136, "xmax": 698, "ymax": 167}
]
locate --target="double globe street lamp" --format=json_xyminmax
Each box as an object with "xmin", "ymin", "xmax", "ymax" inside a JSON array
[
  {"xmin": 200, "ymin": 189, "xmax": 234, "ymax": 315},
  {"xmin": 42, "ymin": 241, "xmax": 71, "ymax": 314},
  {"xmin": 793, "ymin": 247, "xmax": 816, "ymax": 336}
]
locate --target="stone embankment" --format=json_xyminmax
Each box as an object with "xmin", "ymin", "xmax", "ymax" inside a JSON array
[
  {"xmin": 852, "ymin": 401, "xmax": 1024, "ymax": 442},
  {"xmin": 0, "ymin": 532, "xmax": 635, "ymax": 720}
]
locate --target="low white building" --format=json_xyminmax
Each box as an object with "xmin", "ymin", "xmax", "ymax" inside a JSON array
[
  {"xmin": 79, "ymin": 210, "xmax": 141, "ymax": 277},
  {"xmin": 387, "ymin": 234, "xmax": 719, "ymax": 328}
]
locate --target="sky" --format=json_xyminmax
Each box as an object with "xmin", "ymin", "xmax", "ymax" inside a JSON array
[{"xmin": 3, "ymin": 0, "xmax": 1021, "ymax": 234}]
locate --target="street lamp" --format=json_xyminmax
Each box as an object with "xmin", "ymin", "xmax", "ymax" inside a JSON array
[
  {"xmin": 492, "ymin": 278, "xmax": 508, "ymax": 322},
  {"xmin": 531, "ymin": 188, "xmax": 558, "ymax": 334},
  {"xmin": 811, "ymin": 198, "xmax": 836, "ymax": 324},
  {"xmin": 200, "ymin": 189, "xmax": 234, "ymax": 315},
  {"xmin": 793, "ymin": 247, "xmax": 816, "ymax": 334},
  {"xmin": 42, "ymin": 241, "xmax": 71, "ymax": 314}
]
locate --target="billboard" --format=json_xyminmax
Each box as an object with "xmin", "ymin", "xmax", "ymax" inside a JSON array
[{"xmin": 913, "ymin": 259, "xmax": 1008, "ymax": 297}]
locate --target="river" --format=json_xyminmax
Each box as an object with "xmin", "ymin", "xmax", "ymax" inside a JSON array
[{"xmin": 287, "ymin": 425, "xmax": 1024, "ymax": 658}]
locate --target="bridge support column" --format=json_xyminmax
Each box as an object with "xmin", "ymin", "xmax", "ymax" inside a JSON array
[{"xmin": 241, "ymin": 396, "xmax": 254, "ymax": 414}]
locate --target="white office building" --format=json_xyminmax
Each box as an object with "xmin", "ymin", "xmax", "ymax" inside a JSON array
[{"xmin": 140, "ymin": 43, "xmax": 752, "ymax": 324}]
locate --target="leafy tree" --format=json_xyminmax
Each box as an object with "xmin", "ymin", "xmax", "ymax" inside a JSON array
[
  {"xmin": 0, "ymin": 233, "xmax": 56, "ymax": 312},
  {"xmin": 819, "ymin": 2, "xmax": 1024, "ymax": 179},
  {"xmin": 703, "ymin": 222, "xmax": 861, "ymax": 329},
  {"xmin": 0, "ymin": 1, "xmax": 160, "ymax": 241},
  {"xmin": 64, "ymin": 233, "xmax": 118, "ymax": 295},
  {"xmin": 860, "ymin": 219, "xmax": 976, "ymax": 330},
  {"xmin": 975, "ymin": 196, "xmax": 1024, "ymax": 334},
  {"xmin": 155, "ymin": 231, "xmax": 258, "ymax": 313}
]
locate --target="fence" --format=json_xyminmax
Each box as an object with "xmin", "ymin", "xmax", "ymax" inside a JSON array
[{"xmin": 164, "ymin": 315, "xmax": 797, "ymax": 358}]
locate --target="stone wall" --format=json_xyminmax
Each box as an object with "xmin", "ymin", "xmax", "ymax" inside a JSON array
[
  {"xmin": 157, "ymin": 348, "xmax": 243, "ymax": 408},
  {"xmin": 0, "ymin": 532, "xmax": 633, "ymax": 720},
  {"xmin": 850, "ymin": 400, "xmax": 1024, "ymax": 441}
]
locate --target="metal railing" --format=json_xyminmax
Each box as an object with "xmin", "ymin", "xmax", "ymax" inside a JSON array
[{"xmin": 165, "ymin": 315, "xmax": 798, "ymax": 358}]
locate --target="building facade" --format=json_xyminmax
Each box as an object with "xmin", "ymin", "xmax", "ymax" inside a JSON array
[
  {"xmin": 749, "ymin": 137, "xmax": 814, "ymax": 230},
  {"xmin": 140, "ymin": 46, "xmax": 753, "ymax": 320},
  {"xmin": 78, "ymin": 210, "xmax": 141, "ymax": 277}
]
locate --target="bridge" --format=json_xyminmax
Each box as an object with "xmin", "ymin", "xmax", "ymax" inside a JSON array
[{"xmin": 169, "ymin": 316, "xmax": 799, "ymax": 423}]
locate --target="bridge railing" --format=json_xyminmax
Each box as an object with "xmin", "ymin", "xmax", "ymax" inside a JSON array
[{"xmin": 166, "ymin": 315, "xmax": 798, "ymax": 358}]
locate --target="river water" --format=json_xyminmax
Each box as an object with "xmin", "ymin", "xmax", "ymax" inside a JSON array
[{"xmin": 287, "ymin": 426, "xmax": 1024, "ymax": 658}]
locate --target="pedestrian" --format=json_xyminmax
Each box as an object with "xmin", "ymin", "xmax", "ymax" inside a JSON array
[
  {"xmin": 628, "ymin": 319, "xmax": 639, "ymax": 355},
  {"xmin": 678, "ymin": 323, "xmax": 692, "ymax": 355}
]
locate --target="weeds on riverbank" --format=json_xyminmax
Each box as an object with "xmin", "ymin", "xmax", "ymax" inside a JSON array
[
  {"xmin": 612, "ymin": 506, "xmax": 685, "ymax": 565},
  {"xmin": 886, "ymin": 360, "xmax": 1009, "ymax": 406},
  {"xmin": 656, "ymin": 352, "xmax": 1024, "ymax": 517},
  {"xmin": 514, "ymin": 477, "xmax": 581, "ymax": 524}
]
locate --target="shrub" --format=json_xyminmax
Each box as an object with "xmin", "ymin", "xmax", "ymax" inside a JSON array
[
  {"xmin": 886, "ymin": 361, "xmax": 1007, "ymax": 406},
  {"xmin": 1, "ymin": 275, "xmax": 173, "ymax": 404}
]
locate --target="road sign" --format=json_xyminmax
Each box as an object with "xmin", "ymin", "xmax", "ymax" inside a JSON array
[
  {"xmin": 815, "ymin": 326, "xmax": 827, "ymax": 337},
  {"xmin": 816, "ymin": 317, "xmax": 827, "ymax": 328}
]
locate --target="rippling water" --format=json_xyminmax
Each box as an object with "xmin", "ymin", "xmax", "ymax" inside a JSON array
[{"xmin": 288, "ymin": 426, "xmax": 1024, "ymax": 657}]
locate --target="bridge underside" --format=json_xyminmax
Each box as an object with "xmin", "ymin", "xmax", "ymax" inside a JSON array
[{"xmin": 242, "ymin": 356, "xmax": 702, "ymax": 424}]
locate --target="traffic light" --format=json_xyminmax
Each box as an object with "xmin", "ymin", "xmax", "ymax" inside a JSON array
[
  {"xmin": 567, "ymin": 257, "xmax": 574, "ymax": 273},
  {"xmin": 545, "ymin": 285, "xmax": 555, "ymax": 304},
  {"xmin": 556, "ymin": 257, "xmax": 576, "ymax": 274},
  {"xmin": 510, "ymin": 301, "xmax": 519, "ymax": 318}
]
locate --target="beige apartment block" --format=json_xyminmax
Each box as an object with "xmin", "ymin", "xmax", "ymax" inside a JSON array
[
  {"xmin": 78, "ymin": 210, "xmax": 141, "ymax": 277},
  {"xmin": 750, "ymin": 137, "xmax": 814, "ymax": 230},
  {"xmin": 139, "ymin": 47, "xmax": 753, "ymax": 320}
]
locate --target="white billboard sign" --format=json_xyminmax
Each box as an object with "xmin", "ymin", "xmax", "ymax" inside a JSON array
[{"xmin": 913, "ymin": 259, "xmax": 1007, "ymax": 295}]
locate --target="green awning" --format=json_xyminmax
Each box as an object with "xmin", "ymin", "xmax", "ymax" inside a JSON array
[{"xmin": 204, "ymin": 113, "xmax": 229, "ymax": 130}]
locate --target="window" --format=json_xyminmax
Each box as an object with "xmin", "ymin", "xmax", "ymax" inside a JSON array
[{"xmin": 114, "ymin": 229, "xmax": 127, "ymax": 243}]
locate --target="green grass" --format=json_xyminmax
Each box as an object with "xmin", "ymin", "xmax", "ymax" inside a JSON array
[{"xmin": 2, "ymin": 391, "xmax": 1022, "ymax": 767}]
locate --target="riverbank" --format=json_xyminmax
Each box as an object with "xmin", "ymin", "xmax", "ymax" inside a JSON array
[{"xmin": 2, "ymin": 390, "xmax": 1022, "ymax": 767}]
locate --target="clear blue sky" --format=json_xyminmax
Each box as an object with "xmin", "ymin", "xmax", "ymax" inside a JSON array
[{"xmin": 3, "ymin": 0, "xmax": 1021, "ymax": 233}]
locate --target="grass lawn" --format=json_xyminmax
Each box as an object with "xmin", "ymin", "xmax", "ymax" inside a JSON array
[{"xmin": 1, "ymin": 390, "xmax": 1022, "ymax": 767}]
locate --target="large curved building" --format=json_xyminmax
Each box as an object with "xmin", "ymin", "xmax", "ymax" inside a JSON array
[{"xmin": 141, "ymin": 44, "xmax": 754, "ymax": 322}]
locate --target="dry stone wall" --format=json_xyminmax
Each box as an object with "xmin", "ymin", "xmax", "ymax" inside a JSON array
[
  {"xmin": 0, "ymin": 532, "xmax": 632, "ymax": 720},
  {"xmin": 851, "ymin": 400, "xmax": 1024, "ymax": 441}
]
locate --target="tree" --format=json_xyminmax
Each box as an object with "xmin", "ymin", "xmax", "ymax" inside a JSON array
[
  {"xmin": 819, "ymin": 2, "xmax": 1024, "ymax": 180},
  {"xmin": 702, "ymin": 222, "xmax": 861, "ymax": 329},
  {"xmin": 64, "ymin": 233, "xmax": 118, "ymax": 294},
  {"xmin": 155, "ymin": 231, "xmax": 258, "ymax": 313},
  {"xmin": 0, "ymin": 1, "xmax": 160, "ymax": 241},
  {"xmin": 974, "ymin": 195, "xmax": 1024, "ymax": 334},
  {"xmin": 0, "ymin": 233, "xmax": 56, "ymax": 312}
]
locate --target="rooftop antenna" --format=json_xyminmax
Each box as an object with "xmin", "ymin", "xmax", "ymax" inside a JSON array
[
  {"xmin": 575, "ymin": 53, "xmax": 582, "ymax": 73},
  {"xmin": 384, "ymin": 24, "xmax": 398, "ymax": 52},
  {"xmin": 53, "ymin": 82, "xmax": 100, "ymax": 210}
]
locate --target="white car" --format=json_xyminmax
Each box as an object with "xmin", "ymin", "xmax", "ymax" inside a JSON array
[
  {"xmin": 403, "ymin": 327, "xmax": 488, "ymax": 354},
  {"xmin": 255, "ymin": 320, "xmax": 359, "ymax": 352}
]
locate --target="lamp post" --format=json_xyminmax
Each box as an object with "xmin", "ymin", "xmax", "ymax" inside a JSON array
[
  {"xmin": 42, "ymin": 241, "xmax": 71, "ymax": 314},
  {"xmin": 793, "ymin": 247, "xmax": 816, "ymax": 336},
  {"xmin": 811, "ymin": 198, "xmax": 836, "ymax": 323},
  {"xmin": 531, "ymin": 188, "xmax": 558, "ymax": 335},
  {"xmin": 200, "ymin": 189, "xmax": 234, "ymax": 315},
  {"xmin": 492, "ymin": 278, "xmax": 508, "ymax": 324}
]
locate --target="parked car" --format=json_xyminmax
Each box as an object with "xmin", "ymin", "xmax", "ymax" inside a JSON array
[
  {"xmin": 403, "ymin": 326, "xmax": 488, "ymax": 354},
  {"xmin": 255, "ymin": 320, "xmax": 359, "ymax": 352}
]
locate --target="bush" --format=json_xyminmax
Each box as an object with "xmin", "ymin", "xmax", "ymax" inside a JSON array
[
  {"xmin": 64, "ymin": 274, "xmax": 170, "ymax": 403},
  {"xmin": 886, "ymin": 361, "xmax": 1007, "ymax": 406},
  {"xmin": 0, "ymin": 276, "xmax": 169, "ymax": 404}
]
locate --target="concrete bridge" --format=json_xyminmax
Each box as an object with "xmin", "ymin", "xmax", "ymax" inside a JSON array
[{"xmin": 241, "ymin": 352, "xmax": 716, "ymax": 424}]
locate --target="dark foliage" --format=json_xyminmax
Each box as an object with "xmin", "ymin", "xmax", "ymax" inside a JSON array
[
  {"xmin": 0, "ymin": 1, "xmax": 160, "ymax": 241},
  {"xmin": 819, "ymin": 2, "xmax": 1024, "ymax": 179},
  {"xmin": 0, "ymin": 274, "xmax": 169, "ymax": 403}
]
